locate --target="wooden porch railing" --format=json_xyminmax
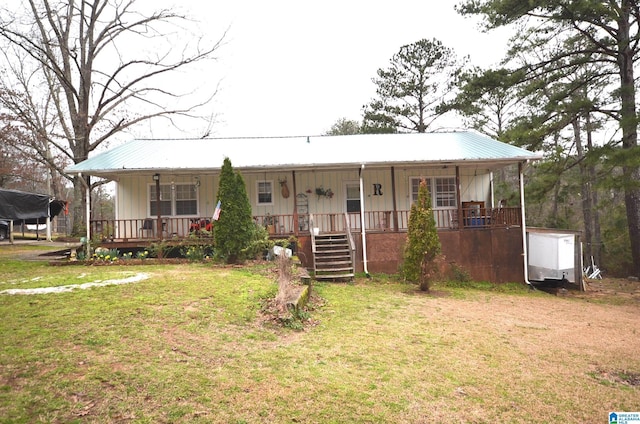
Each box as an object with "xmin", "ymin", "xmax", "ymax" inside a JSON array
[
  {"xmin": 343, "ymin": 212, "xmax": 357, "ymax": 268},
  {"xmin": 89, "ymin": 207, "xmax": 522, "ymax": 242},
  {"xmin": 90, "ymin": 217, "xmax": 215, "ymax": 242}
]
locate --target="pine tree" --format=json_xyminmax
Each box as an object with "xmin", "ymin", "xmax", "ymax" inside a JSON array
[
  {"xmin": 214, "ymin": 157, "xmax": 254, "ymax": 264},
  {"xmin": 362, "ymin": 38, "xmax": 463, "ymax": 133},
  {"xmin": 403, "ymin": 179, "xmax": 441, "ymax": 291}
]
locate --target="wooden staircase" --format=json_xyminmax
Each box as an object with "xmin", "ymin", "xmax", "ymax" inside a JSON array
[{"xmin": 312, "ymin": 233, "xmax": 355, "ymax": 281}]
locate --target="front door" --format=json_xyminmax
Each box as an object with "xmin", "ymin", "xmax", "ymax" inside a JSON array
[{"xmin": 345, "ymin": 182, "xmax": 361, "ymax": 230}]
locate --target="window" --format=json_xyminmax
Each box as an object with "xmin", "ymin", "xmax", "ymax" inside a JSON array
[
  {"xmin": 150, "ymin": 185, "xmax": 172, "ymax": 216},
  {"xmin": 149, "ymin": 184, "xmax": 198, "ymax": 216},
  {"xmin": 175, "ymin": 184, "xmax": 197, "ymax": 215},
  {"xmin": 434, "ymin": 178, "xmax": 457, "ymax": 207},
  {"xmin": 411, "ymin": 178, "xmax": 432, "ymax": 203},
  {"xmin": 346, "ymin": 183, "xmax": 361, "ymax": 212},
  {"xmin": 410, "ymin": 177, "xmax": 457, "ymax": 207},
  {"xmin": 257, "ymin": 181, "xmax": 273, "ymax": 204}
]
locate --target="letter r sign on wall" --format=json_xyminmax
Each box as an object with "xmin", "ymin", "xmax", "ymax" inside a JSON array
[{"xmin": 373, "ymin": 184, "xmax": 383, "ymax": 196}]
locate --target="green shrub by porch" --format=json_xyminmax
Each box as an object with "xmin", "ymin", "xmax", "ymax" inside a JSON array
[
  {"xmin": 214, "ymin": 158, "xmax": 255, "ymax": 264},
  {"xmin": 403, "ymin": 179, "xmax": 441, "ymax": 290}
]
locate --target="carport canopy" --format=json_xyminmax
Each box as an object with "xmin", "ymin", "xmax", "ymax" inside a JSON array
[
  {"xmin": 0, "ymin": 188, "xmax": 66, "ymax": 241},
  {"xmin": 0, "ymin": 188, "xmax": 67, "ymax": 221}
]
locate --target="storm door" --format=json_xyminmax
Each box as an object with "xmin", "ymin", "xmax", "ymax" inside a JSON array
[{"xmin": 345, "ymin": 182, "xmax": 361, "ymax": 230}]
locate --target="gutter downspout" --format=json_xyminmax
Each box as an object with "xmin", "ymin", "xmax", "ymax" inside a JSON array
[
  {"xmin": 519, "ymin": 162, "xmax": 533, "ymax": 288},
  {"xmin": 359, "ymin": 164, "xmax": 370, "ymax": 278}
]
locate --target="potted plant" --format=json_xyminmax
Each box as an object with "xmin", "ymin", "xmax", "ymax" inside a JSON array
[
  {"xmin": 315, "ymin": 186, "xmax": 334, "ymax": 199},
  {"xmin": 263, "ymin": 214, "xmax": 278, "ymax": 234}
]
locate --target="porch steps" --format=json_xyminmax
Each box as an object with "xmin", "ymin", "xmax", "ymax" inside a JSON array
[{"xmin": 313, "ymin": 233, "xmax": 354, "ymax": 281}]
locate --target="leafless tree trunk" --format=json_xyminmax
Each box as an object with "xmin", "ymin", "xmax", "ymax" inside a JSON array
[
  {"xmin": 616, "ymin": 0, "xmax": 640, "ymax": 277},
  {"xmin": 573, "ymin": 118, "xmax": 595, "ymax": 265},
  {"xmin": 584, "ymin": 113, "xmax": 602, "ymax": 266},
  {"xmin": 0, "ymin": 0, "xmax": 224, "ymax": 235}
]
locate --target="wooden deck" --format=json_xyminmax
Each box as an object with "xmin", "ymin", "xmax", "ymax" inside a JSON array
[{"xmin": 89, "ymin": 207, "xmax": 526, "ymax": 283}]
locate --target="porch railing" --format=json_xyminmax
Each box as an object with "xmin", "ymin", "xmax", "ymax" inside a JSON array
[
  {"xmin": 343, "ymin": 212, "xmax": 357, "ymax": 268},
  {"xmin": 89, "ymin": 207, "xmax": 522, "ymax": 242}
]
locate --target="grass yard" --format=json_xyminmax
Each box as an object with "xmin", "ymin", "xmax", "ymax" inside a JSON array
[{"xmin": 1, "ymin": 243, "xmax": 639, "ymax": 423}]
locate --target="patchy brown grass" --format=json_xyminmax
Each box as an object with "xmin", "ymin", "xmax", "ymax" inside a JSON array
[{"xmin": 1, "ymin": 244, "xmax": 639, "ymax": 423}]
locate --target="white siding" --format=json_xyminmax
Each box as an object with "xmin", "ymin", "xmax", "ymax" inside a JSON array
[
  {"xmin": 114, "ymin": 166, "xmax": 493, "ymax": 224},
  {"xmin": 117, "ymin": 175, "xmax": 220, "ymax": 219}
]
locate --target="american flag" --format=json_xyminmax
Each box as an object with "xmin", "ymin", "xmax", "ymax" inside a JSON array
[{"xmin": 212, "ymin": 200, "xmax": 222, "ymax": 221}]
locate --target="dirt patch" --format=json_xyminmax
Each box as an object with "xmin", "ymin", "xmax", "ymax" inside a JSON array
[
  {"xmin": 406, "ymin": 288, "xmax": 451, "ymax": 297},
  {"xmin": 592, "ymin": 368, "xmax": 640, "ymax": 387},
  {"xmin": 572, "ymin": 277, "xmax": 640, "ymax": 303}
]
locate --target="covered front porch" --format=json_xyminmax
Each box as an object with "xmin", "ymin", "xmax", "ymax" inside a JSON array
[{"xmin": 91, "ymin": 204, "xmax": 525, "ymax": 283}]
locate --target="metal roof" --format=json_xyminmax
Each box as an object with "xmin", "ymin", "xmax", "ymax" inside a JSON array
[{"xmin": 65, "ymin": 131, "xmax": 542, "ymax": 177}]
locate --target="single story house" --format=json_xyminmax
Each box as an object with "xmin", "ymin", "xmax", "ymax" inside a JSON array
[{"xmin": 65, "ymin": 131, "xmax": 543, "ymax": 282}]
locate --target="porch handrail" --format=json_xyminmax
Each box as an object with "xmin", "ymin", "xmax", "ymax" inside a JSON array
[
  {"xmin": 309, "ymin": 213, "xmax": 316, "ymax": 255},
  {"xmin": 343, "ymin": 212, "xmax": 356, "ymax": 265},
  {"xmin": 309, "ymin": 213, "xmax": 317, "ymax": 273}
]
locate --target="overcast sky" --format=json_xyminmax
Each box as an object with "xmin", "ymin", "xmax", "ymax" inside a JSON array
[{"xmin": 137, "ymin": 1, "xmax": 513, "ymax": 139}]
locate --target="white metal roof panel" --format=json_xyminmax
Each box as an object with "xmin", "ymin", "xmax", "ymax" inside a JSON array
[{"xmin": 65, "ymin": 132, "xmax": 542, "ymax": 176}]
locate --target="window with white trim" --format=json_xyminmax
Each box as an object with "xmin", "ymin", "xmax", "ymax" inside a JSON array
[
  {"xmin": 175, "ymin": 184, "xmax": 198, "ymax": 215},
  {"xmin": 150, "ymin": 185, "xmax": 172, "ymax": 216},
  {"xmin": 257, "ymin": 181, "xmax": 273, "ymax": 205},
  {"xmin": 410, "ymin": 177, "xmax": 457, "ymax": 207},
  {"xmin": 346, "ymin": 183, "xmax": 361, "ymax": 212},
  {"xmin": 149, "ymin": 184, "xmax": 198, "ymax": 216},
  {"xmin": 434, "ymin": 178, "xmax": 457, "ymax": 207}
]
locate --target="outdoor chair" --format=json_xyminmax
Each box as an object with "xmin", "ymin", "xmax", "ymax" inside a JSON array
[{"xmin": 139, "ymin": 218, "xmax": 154, "ymax": 238}]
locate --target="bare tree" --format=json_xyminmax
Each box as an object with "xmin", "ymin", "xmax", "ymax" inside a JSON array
[{"xmin": 0, "ymin": 0, "xmax": 224, "ymax": 234}]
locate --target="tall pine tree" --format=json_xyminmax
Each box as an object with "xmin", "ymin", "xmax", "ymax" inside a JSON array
[
  {"xmin": 457, "ymin": 0, "xmax": 640, "ymax": 278},
  {"xmin": 362, "ymin": 38, "xmax": 463, "ymax": 133}
]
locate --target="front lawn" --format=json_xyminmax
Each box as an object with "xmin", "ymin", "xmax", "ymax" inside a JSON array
[{"xmin": 1, "ymin": 246, "xmax": 639, "ymax": 423}]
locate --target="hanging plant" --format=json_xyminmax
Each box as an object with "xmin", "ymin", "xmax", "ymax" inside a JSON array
[{"xmin": 315, "ymin": 186, "xmax": 334, "ymax": 199}]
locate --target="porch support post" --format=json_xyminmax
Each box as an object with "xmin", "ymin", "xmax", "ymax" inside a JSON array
[
  {"xmin": 76, "ymin": 173, "xmax": 91, "ymax": 253},
  {"xmin": 85, "ymin": 184, "xmax": 91, "ymax": 245},
  {"xmin": 391, "ymin": 166, "xmax": 398, "ymax": 232},
  {"xmin": 359, "ymin": 164, "xmax": 370, "ymax": 277},
  {"xmin": 519, "ymin": 161, "xmax": 532, "ymax": 287},
  {"xmin": 292, "ymin": 170, "xmax": 298, "ymax": 236},
  {"xmin": 490, "ymin": 171, "xmax": 495, "ymax": 208},
  {"xmin": 155, "ymin": 175, "xmax": 162, "ymax": 241},
  {"xmin": 45, "ymin": 196, "xmax": 52, "ymax": 242}
]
